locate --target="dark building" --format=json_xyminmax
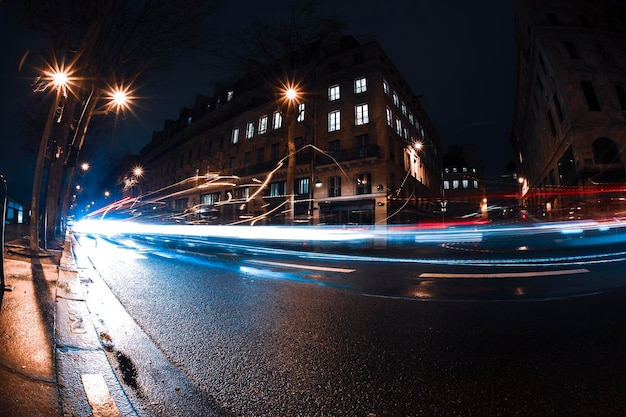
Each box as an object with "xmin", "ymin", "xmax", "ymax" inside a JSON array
[
  {"xmin": 136, "ymin": 28, "xmax": 443, "ymax": 225},
  {"xmin": 511, "ymin": 0, "xmax": 626, "ymax": 219},
  {"xmin": 442, "ymin": 144, "xmax": 487, "ymax": 219}
]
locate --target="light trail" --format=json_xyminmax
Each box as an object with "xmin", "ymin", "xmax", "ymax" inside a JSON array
[
  {"xmin": 247, "ymin": 260, "xmax": 356, "ymax": 273},
  {"xmin": 418, "ymin": 268, "xmax": 590, "ymax": 279}
]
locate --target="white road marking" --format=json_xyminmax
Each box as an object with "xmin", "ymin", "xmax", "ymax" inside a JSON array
[
  {"xmin": 418, "ymin": 268, "xmax": 590, "ymax": 279},
  {"xmin": 81, "ymin": 374, "xmax": 123, "ymax": 417},
  {"xmin": 248, "ymin": 260, "xmax": 356, "ymax": 273}
]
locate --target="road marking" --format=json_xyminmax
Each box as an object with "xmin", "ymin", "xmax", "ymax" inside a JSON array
[
  {"xmin": 248, "ymin": 260, "xmax": 355, "ymax": 273},
  {"xmin": 418, "ymin": 268, "xmax": 590, "ymax": 279},
  {"xmin": 81, "ymin": 374, "xmax": 123, "ymax": 417}
]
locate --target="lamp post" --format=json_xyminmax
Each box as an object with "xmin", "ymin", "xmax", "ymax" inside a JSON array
[
  {"xmin": 284, "ymin": 86, "xmax": 298, "ymax": 225},
  {"xmin": 29, "ymin": 68, "xmax": 70, "ymax": 252}
]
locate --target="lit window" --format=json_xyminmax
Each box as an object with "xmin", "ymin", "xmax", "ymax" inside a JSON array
[
  {"xmin": 462, "ymin": 180, "xmax": 469, "ymax": 188},
  {"xmin": 270, "ymin": 182, "xmax": 283, "ymax": 197},
  {"xmin": 231, "ymin": 128, "xmax": 239, "ymax": 144},
  {"xmin": 408, "ymin": 113, "xmax": 414, "ymax": 124},
  {"xmin": 272, "ymin": 111, "xmax": 282, "ymax": 129},
  {"xmin": 462, "ymin": 167, "xmax": 467, "ymax": 172},
  {"xmin": 297, "ymin": 103, "xmax": 305, "ymax": 122},
  {"xmin": 453, "ymin": 167, "xmax": 457, "ymax": 173},
  {"xmin": 246, "ymin": 122, "xmax": 254, "ymax": 139},
  {"xmin": 328, "ymin": 84, "xmax": 340, "ymax": 101},
  {"xmin": 453, "ymin": 180, "xmax": 459, "ymax": 189},
  {"xmin": 401, "ymin": 102, "xmax": 407, "ymax": 116},
  {"xmin": 328, "ymin": 110, "xmax": 340, "ymax": 132},
  {"xmin": 382, "ymin": 79, "xmax": 389, "ymax": 95},
  {"xmin": 386, "ymin": 107, "xmax": 392, "ymax": 126},
  {"xmin": 354, "ymin": 77, "xmax": 367, "ymax": 94},
  {"xmin": 356, "ymin": 172, "xmax": 372, "ymax": 195},
  {"xmin": 296, "ymin": 178, "xmax": 309, "ymax": 195},
  {"xmin": 258, "ymin": 115, "xmax": 268, "ymax": 134},
  {"xmin": 474, "ymin": 180, "xmax": 479, "ymax": 188},
  {"xmin": 227, "ymin": 90, "xmax": 234, "ymax": 101},
  {"xmin": 444, "ymin": 181, "xmax": 450, "ymax": 189},
  {"xmin": 355, "ymin": 104, "xmax": 369, "ymax": 125},
  {"xmin": 403, "ymin": 128, "xmax": 408, "ymax": 139},
  {"xmin": 396, "ymin": 118, "xmax": 402, "ymax": 135},
  {"xmin": 393, "ymin": 91, "xmax": 399, "ymax": 107}
]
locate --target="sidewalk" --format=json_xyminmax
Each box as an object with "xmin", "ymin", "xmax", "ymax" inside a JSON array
[{"xmin": 0, "ymin": 224, "xmax": 133, "ymax": 416}]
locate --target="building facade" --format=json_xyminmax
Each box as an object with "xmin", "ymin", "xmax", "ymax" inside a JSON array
[
  {"xmin": 137, "ymin": 30, "xmax": 443, "ymax": 225},
  {"xmin": 511, "ymin": 0, "xmax": 626, "ymax": 219},
  {"xmin": 442, "ymin": 145, "xmax": 487, "ymax": 219}
]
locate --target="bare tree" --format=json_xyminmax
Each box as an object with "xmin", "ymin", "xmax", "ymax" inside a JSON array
[{"xmin": 3, "ymin": 0, "xmax": 220, "ymax": 249}]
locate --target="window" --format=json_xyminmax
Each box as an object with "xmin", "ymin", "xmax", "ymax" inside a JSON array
[
  {"xmin": 269, "ymin": 181, "xmax": 285, "ymax": 197},
  {"xmin": 328, "ymin": 110, "xmax": 341, "ymax": 132},
  {"xmin": 401, "ymin": 102, "xmax": 407, "ymax": 116},
  {"xmin": 328, "ymin": 84, "xmax": 340, "ymax": 101},
  {"xmin": 393, "ymin": 91, "xmax": 399, "ymax": 106},
  {"xmin": 564, "ymin": 41, "xmax": 579, "ymax": 59},
  {"xmin": 408, "ymin": 113, "xmax": 414, "ymax": 124},
  {"xmin": 258, "ymin": 115, "xmax": 268, "ymax": 134},
  {"xmin": 593, "ymin": 137, "xmax": 621, "ymax": 164},
  {"xmin": 355, "ymin": 104, "xmax": 369, "ymax": 125},
  {"xmin": 356, "ymin": 173, "xmax": 371, "ymax": 195},
  {"xmin": 581, "ymin": 80, "xmax": 601, "ymax": 111},
  {"xmin": 246, "ymin": 121, "xmax": 254, "ymax": 139},
  {"xmin": 227, "ymin": 90, "xmax": 234, "ymax": 101},
  {"xmin": 257, "ymin": 147, "xmax": 264, "ymax": 163},
  {"xmin": 296, "ymin": 178, "xmax": 309, "ymax": 195},
  {"xmin": 272, "ymin": 111, "xmax": 282, "ymax": 129},
  {"xmin": 329, "ymin": 140, "xmax": 340, "ymax": 157},
  {"xmin": 354, "ymin": 77, "xmax": 367, "ymax": 94},
  {"xmin": 383, "ymin": 79, "xmax": 389, "ymax": 95},
  {"xmin": 357, "ymin": 134, "xmax": 369, "ymax": 156},
  {"xmin": 462, "ymin": 167, "xmax": 468, "ymax": 173},
  {"xmin": 474, "ymin": 180, "xmax": 479, "ymax": 189},
  {"xmin": 386, "ymin": 107, "xmax": 392, "ymax": 126},
  {"xmin": 201, "ymin": 192, "xmax": 220, "ymax": 205},
  {"xmin": 297, "ymin": 103, "xmax": 305, "ymax": 122},
  {"xmin": 174, "ymin": 198, "xmax": 188, "ymax": 210},
  {"xmin": 231, "ymin": 128, "xmax": 239, "ymax": 144},
  {"xmin": 395, "ymin": 118, "xmax": 402, "ymax": 136},
  {"xmin": 271, "ymin": 143, "xmax": 279, "ymax": 160},
  {"xmin": 462, "ymin": 180, "xmax": 469, "ymax": 189},
  {"xmin": 444, "ymin": 181, "xmax": 450, "ymax": 190},
  {"xmin": 615, "ymin": 85, "xmax": 626, "ymax": 110},
  {"xmin": 328, "ymin": 176, "xmax": 341, "ymax": 197},
  {"xmin": 453, "ymin": 180, "xmax": 459, "ymax": 189}
]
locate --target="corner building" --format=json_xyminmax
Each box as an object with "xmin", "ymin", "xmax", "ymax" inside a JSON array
[
  {"xmin": 511, "ymin": 0, "xmax": 626, "ymax": 219},
  {"xmin": 139, "ymin": 29, "xmax": 442, "ymax": 225}
]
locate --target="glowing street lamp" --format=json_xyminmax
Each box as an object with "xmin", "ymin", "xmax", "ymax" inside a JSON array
[
  {"xmin": 282, "ymin": 83, "xmax": 300, "ymax": 225},
  {"xmin": 30, "ymin": 64, "xmax": 72, "ymax": 251},
  {"xmin": 80, "ymin": 162, "xmax": 90, "ymax": 172}
]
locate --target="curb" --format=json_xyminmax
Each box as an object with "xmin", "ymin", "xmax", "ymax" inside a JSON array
[{"xmin": 56, "ymin": 232, "xmax": 137, "ymax": 417}]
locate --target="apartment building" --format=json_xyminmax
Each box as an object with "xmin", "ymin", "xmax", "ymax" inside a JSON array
[
  {"xmin": 511, "ymin": 0, "xmax": 626, "ymax": 219},
  {"xmin": 138, "ymin": 28, "xmax": 443, "ymax": 225}
]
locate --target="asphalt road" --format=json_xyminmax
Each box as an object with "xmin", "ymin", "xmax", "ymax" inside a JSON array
[{"xmin": 75, "ymin": 232, "xmax": 626, "ymax": 416}]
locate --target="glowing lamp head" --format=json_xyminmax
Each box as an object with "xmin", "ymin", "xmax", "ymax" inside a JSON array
[
  {"xmin": 133, "ymin": 166, "xmax": 143, "ymax": 177},
  {"xmin": 52, "ymin": 71, "xmax": 69, "ymax": 88},
  {"xmin": 80, "ymin": 162, "xmax": 90, "ymax": 171},
  {"xmin": 285, "ymin": 88, "xmax": 297, "ymax": 100}
]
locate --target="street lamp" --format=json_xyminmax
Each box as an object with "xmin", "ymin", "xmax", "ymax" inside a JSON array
[
  {"xmin": 282, "ymin": 84, "xmax": 299, "ymax": 225},
  {"xmin": 29, "ymin": 65, "xmax": 71, "ymax": 251}
]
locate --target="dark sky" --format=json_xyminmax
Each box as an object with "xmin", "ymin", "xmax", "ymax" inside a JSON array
[{"xmin": 0, "ymin": 0, "xmax": 516, "ymax": 204}]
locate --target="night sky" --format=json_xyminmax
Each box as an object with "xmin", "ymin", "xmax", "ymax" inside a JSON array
[{"xmin": 0, "ymin": 0, "xmax": 516, "ymax": 204}]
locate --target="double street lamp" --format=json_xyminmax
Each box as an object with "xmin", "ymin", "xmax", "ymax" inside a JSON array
[{"xmin": 29, "ymin": 60, "xmax": 132, "ymax": 251}]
